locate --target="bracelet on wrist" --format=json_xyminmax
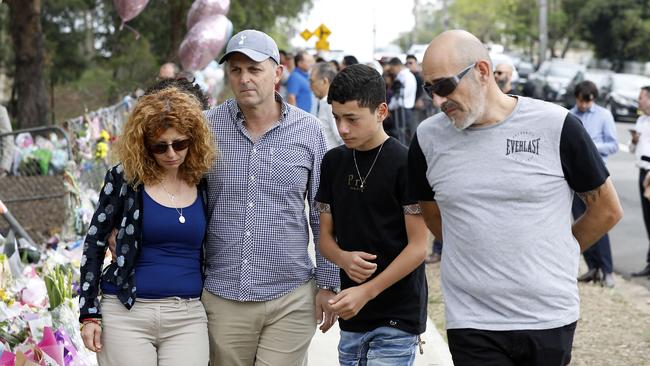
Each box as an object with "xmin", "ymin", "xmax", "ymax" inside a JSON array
[
  {"xmin": 80, "ymin": 318, "xmax": 102, "ymax": 331},
  {"xmin": 316, "ymin": 284, "xmax": 340, "ymax": 293}
]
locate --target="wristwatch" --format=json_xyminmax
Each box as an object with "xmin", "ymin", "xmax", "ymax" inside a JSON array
[{"xmin": 316, "ymin": 284, "xmax": 340, "ymax": 293}]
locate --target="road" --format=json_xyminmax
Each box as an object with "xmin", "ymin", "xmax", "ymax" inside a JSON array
[{"xmin": 608, "ymin": 121, "xmax": 650, "ymax": 289}]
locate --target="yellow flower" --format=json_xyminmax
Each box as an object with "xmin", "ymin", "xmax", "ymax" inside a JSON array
[
  {"xmin": 95, "ymin": 141, "xmax": 108, "ymax": 159},
  {"xmin": 99, "ymin": 130, "xmax": 111, "ymax": 142}
]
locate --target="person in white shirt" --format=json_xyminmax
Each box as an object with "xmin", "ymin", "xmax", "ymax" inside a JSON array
[
  {"xmin": 630, "ymin": 85, "xmax": 650, "ymax": 278},
  {"xmin": 309, "ymin": 62, "xmax": 344, "ymax": 149},
  {"xmin": 387, "ymin": 57, "xmax": 417, "ymax": 145}
]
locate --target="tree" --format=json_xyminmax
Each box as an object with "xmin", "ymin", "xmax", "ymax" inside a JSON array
[
  {"xmin": 393, "ymin": 3, "xmax": 448, "ymax": 52},
  {"xmin": 448, "ymin": 0, "xmax": 508, "ymax": 42},
  {"xmin": 228, "ymin": 0, "xmax": 312, "ymax": 35},
  {"xmin": 579, "ymin": 0, "xmax": 650, "ymax": 71},
  {"xmin": 6, "ymin": 0, "xmax": 49, "ymax": 128},
  {"xmin": 1, "ymin": 0, "xmax": 315, "ymax": 126}
]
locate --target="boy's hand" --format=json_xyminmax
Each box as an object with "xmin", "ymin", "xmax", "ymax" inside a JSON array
[
  {"xmin": 339, "ymin": 251, "xmax": 377, "ymax": 283},
  {"xmin": 328, "ymin": 285, "xmax": 374, "ymax": 320}
]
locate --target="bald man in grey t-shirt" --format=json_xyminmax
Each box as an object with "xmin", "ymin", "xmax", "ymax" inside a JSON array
[{"xmin": 408, "ymin": 30, "xmax": 623, "ymax": 366}]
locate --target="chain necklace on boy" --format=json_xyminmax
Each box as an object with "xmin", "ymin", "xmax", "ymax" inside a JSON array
[
  {"xmin": 161, "ymin": 181, "xmax": 185, "ymax": 224},
  {"xmin": 353, "ymin": 140, "xmax": 386, "ymax": 190}
]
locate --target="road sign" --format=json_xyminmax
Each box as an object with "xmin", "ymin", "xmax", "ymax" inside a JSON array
[
  {"xmin": 300, "ymin": 29, "xmax": 312, "ymax": 41},
  {"xmin": 315, "ymin": 39, "xmax": 330, "ymax": 51},
  {"xmin": 301, "ymin": 24, "xmax": 331, "ymax": 51},
  {"xmin": 316, "ymin": 24, "xmax": 331, "ymax": 39}
]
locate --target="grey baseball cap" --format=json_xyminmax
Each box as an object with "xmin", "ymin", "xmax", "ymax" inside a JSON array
[{"xmin": 219, "ymin": 29, "xmax": 280, "ymax": 65}]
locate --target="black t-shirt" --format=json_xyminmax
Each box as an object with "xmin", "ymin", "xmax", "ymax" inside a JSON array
[
  {"xmin": 407, "ymin": 113, "xmax": 609, "ymax": 201},
  {"xmin": 316, "ymin": 137, "xmax": 428, "ymax": 334}
]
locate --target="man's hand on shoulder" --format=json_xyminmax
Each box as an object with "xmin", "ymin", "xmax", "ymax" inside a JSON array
[{"xmin": 107, "ymin": 228, "xmax": 118, "ymax": 261}]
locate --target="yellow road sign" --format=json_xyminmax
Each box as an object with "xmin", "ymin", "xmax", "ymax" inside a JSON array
[
  {"xmin": 315, "ymin": 39, "xmax": 330, "ymax": 51},
  {"xmin": 300, "ymin": 29, "xmax": 313, "ymax": 41},
  {"xmin": 318, "ymin": 24, "xmax": 331, "ymax": 38},
  {"xmin": 300, "ymin": 24, "xmax": 331, "ymax": 50}
]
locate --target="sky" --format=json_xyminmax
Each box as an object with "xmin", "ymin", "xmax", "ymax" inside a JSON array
[{"xmin": 290, "ymin": 0, "xmax": 427, "ymax": 61}]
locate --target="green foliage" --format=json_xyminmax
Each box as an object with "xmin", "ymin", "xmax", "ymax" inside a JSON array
[
  {"xmin": 579, "ymin": 0, "xmax": 650, "ymax": 70},
  {"xmin": 44, "ymin": 265, "xmax": 74, "ymax": 310},
  {"xmin": 106, "ymin": 34, "xmax": 159, "ymax": 102},
  {"xmin": 448, "ymin": 0, "xmax": 508, "ymax": 42},
  {"xmin": 119, "ymin": 0, "xmax": 192, "ymax": 64},
  {"xmin": 229, "ymin": 0, "xmax": 313, "ymax": 34},
  {"xmin": 42, "ymin": 0, "xmax": 103, "ymax": 85},
  {"xmin": 0, "ymin": 320, "xmax": 30, "ymax": 348},
  {"xmin": 395, "ymin": 0, "xmax": 650, "ymax": 67},
  {"xmin": 394, "ymin": 4, "xmax": 446, "ymax": 52}
]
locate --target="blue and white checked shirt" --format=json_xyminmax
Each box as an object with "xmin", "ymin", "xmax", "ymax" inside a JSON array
[{"xmin": 203, "ymin": 93, "xmax": 339, "ymax": 302}]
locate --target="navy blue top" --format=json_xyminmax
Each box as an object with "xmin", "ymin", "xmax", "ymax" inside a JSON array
[{"xmin": 102, "ymin": 189, "xmax": 205, "ymax": 298}]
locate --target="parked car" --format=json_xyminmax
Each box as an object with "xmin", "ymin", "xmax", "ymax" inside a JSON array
[
  {"xmin": 562, "ymin": 69, "xmax": 613, "ymax": 109},
  {"xmin": 527, "ymin": 59, "xmax": 585, "ymax": 102},
  {"xmin": 504, "ymin": 52, "xmax": 534, "ymax": 80},
  {"xmin": 603, "ymin": 73, "xmax": 650, "ymax": 122}
]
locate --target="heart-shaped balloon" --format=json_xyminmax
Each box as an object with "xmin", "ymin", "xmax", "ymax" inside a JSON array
[
  {"xmin": 113, "ymin": 0, "xmax": 150, "ymax": 23},
  {"xmin": 179, "ymin": 15, "xmax": 232, "ymax": 71},
  {"xmin": 186, "ymin": 0, "xmax": 231, "ymax": 30}
]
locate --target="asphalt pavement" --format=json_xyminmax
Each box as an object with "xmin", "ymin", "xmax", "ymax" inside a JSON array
[{"xmin": 308, "ymin": 317, "xmax": 454, "ymax": 366}]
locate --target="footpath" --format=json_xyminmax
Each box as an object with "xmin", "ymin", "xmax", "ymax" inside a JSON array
[
  {"xmin": 307, "ymin": 261, "xmax": 650, "ymax": 365},
  {"xmin": 308, "ymin": 317, "xmax": 454, "ymax": 366}
]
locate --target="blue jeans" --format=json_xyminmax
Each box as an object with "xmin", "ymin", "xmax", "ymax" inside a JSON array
[{"xmin": 338, "ymin": 326, "xmax": 417, "ymax": 366}]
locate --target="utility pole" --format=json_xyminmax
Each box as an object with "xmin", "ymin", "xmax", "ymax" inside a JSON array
[{"xmin": 538, "ymin": 0, "xmax": 548, "ymax": 66}]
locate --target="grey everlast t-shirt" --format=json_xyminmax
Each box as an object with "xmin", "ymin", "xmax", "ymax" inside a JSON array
[{"xmin": 408, "ymin": 96, "xmax": 609, "ymax": 330}]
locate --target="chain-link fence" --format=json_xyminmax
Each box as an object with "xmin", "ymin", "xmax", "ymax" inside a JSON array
[{"xmin": 0, "ymin": 126, "xmax": 74, "ymax": 243}]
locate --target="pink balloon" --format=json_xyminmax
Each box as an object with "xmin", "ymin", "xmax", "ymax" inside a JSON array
[
  {"xmin": 113, "ymin": 0, "xmax": 150, "ymax": 23},
  {"xmin": 179, "ymin": 15, "xmax": 231, "ymax": 71},
  {"xmin": 186, "ymin": 0, "xmax": 230, "ymax": 30}
]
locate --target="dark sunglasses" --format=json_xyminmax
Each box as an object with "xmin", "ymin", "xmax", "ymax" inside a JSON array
[
  {"xmin": 423, "ymin": 62, "xmax": 476, "ymax": 98},
  {"xmin": 148, "ymin": 139, "xmax": 191, "ymax": 154}
]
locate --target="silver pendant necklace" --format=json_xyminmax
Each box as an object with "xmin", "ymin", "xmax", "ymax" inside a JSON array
[
  {"xmin": 353, "ymin": 140, "xmax": 386, "ymax": 190},
  {"xmin": 161, "ymin": 181, "xmax": 185, "ymax": 224}
]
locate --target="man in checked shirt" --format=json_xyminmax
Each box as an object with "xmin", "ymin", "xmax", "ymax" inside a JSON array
[{"xmin": 201, "ymin": 30, "xmax": 340, "ymax": 365}]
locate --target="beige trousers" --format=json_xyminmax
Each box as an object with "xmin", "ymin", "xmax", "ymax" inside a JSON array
[
  {"xmin": 201, "ymin": 280, "xmax": 318, "ymax": 366},
  {"xmin": 97, "ymin": 295, "xmax": 209, "ymax": 366}
]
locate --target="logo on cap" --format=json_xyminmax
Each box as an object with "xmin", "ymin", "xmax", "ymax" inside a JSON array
[{"xmin": 238, "ymin": 35, "xmax": 247, "ymax": 45}]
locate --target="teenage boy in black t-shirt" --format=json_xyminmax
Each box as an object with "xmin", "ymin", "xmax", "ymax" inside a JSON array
[{"xmin": 315, "ymin": 64, "xmax": 429, "ymax": 365}]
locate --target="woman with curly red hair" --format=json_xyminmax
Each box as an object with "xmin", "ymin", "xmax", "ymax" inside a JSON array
[{"xmin": 78, "ymin": 83, "xmax": 217, "ymax": 365}]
